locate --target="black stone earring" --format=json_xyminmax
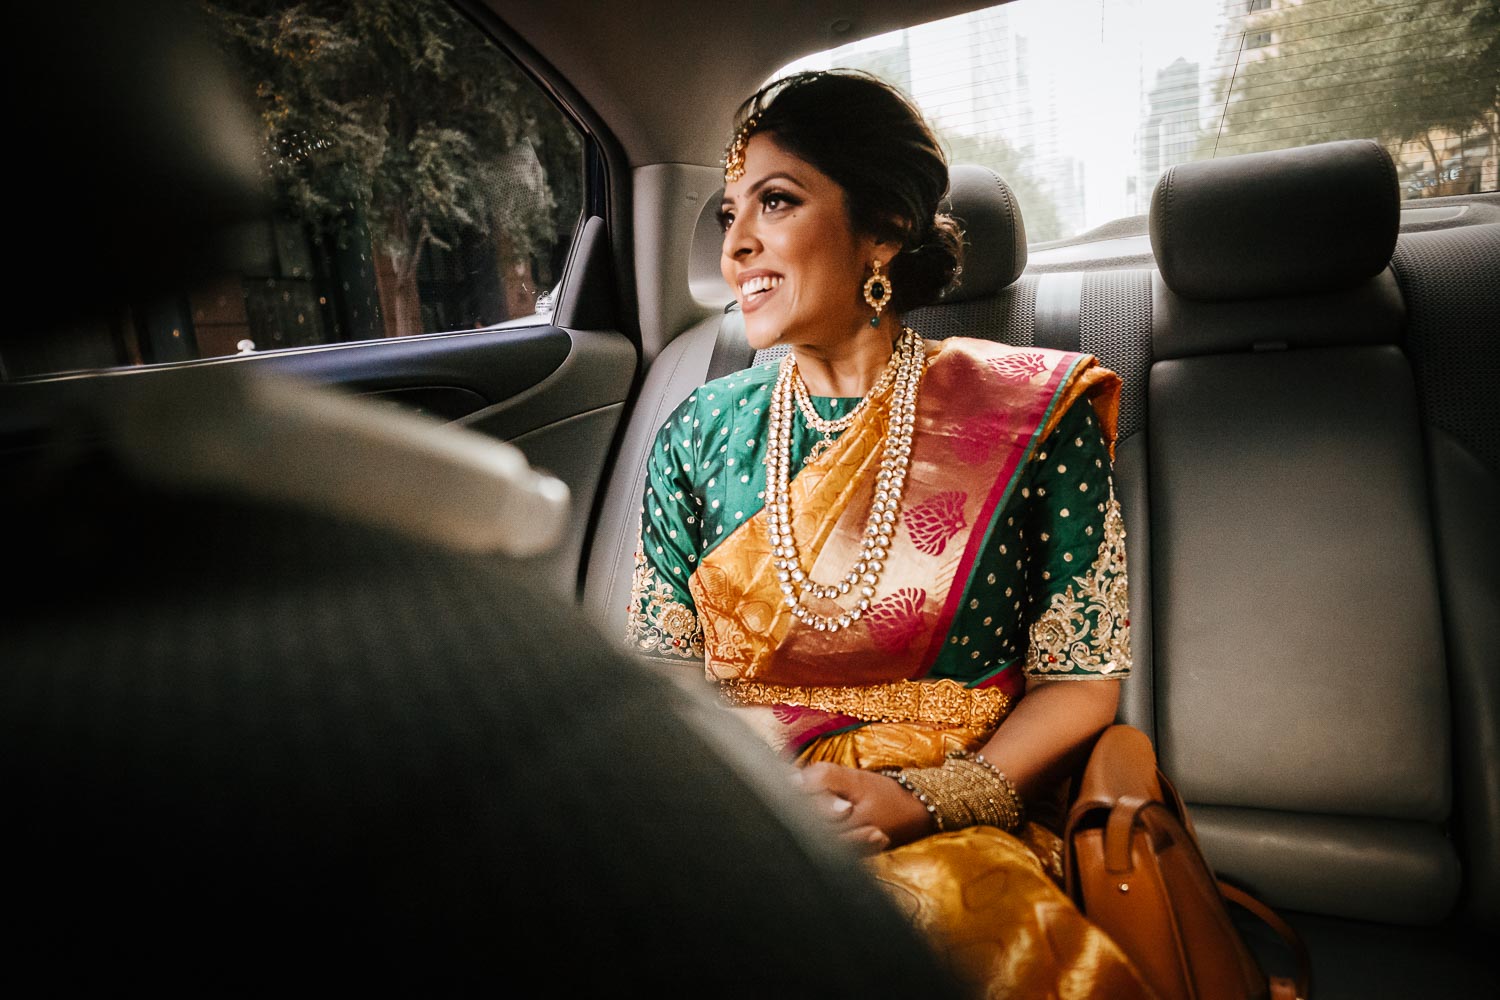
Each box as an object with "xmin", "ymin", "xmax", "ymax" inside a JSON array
[{"xmin": 863, "ymin": 259, "xmax": 892, "ymax": 328}]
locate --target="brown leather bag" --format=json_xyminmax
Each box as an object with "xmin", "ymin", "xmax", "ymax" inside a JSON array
[{"xmin": 1063, "ymin": 725, "xmax": 1311, "ymax": 1000}]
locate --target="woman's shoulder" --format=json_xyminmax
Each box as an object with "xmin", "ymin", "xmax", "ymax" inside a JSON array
[
  {"xmin": 698, "ymin": 357, "xmax": 782, "ymax": 400},
  {"xmin": 926, "ymin": 335, "xmax": 1120, "ymax": 455},
  {"xmin": 652, "ymin": 357, "xmax": 781, "ymax": 446},
  {"xmin": 660, "ymin": 360, "xmax": 779, "ymax": 424},
  {"xmin": 932, "ymin": 335, "xmax": 1121, "ymax": 387}
]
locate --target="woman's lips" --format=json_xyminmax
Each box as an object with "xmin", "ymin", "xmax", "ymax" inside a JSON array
[
  {"xmin": 739, "ymin": 273, "xmax": 784, "ymax": 315},
  {"xmin": 741, "ymin": 282, "xmax": 779, "ymax": 314}
]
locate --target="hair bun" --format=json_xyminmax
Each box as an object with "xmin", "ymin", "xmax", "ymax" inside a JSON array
[{"xmin": 892, "ymin": 211, "xmax": 963, "ymax": 311}]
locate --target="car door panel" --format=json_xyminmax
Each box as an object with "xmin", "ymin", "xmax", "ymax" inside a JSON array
[{"xmin": 1, "ymin": 320, "xmax": 635, "ymax": 598}]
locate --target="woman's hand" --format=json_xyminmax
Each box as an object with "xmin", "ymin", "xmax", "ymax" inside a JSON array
[{"xmin": 793, "ymin": 761, "xmax": 934, "ymax": 856}]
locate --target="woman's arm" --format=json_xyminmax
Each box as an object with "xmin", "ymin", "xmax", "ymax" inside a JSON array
[
  {"xmin": 978, "ymin": 677, "xmax": 1119, "ymax": 802},
  {"xmin": 799, "ymin": 679, "xmax": 1118, "ymax": 852}
]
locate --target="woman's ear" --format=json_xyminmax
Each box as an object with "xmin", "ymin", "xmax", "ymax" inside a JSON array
[
  {"xmin": 875, "ymin": 219, "xmax": 910, "ymax": 253},
  {"xmin": 851, "ymin": 233, "xmax": 887, "ymax": 271}
]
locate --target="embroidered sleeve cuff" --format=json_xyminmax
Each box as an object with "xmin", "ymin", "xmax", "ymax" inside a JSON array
[
  {"xmin": 1024, "ymin": 487, "xmax": 1131, "ymax": 680},
  {"xmin": 626, "ymin": 545, "xmax": 705, "ymax": 661}
]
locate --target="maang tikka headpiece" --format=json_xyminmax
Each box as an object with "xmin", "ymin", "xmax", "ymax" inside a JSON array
[{"xmin": 723, "ymin": 116, "xmax": 759, "ymax": 183}]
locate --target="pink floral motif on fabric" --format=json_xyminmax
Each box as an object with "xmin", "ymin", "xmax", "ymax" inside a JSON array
[
  {"xmin": 905, "ymin": 490, "xmax": 969, "ymax": 556},
  {"xmin": 951, "ymin": 410, "xmax": 1009, "ymax": 464},
  {"xmin": 865, "ymin": 587, "xmax": 928, "ymax": 654},
  {"xmin": 773, "ymin": 704, "xmax": 801, "ymax": 725},
  {"xmin": 987, "ymin": 351, "xmax": 1048, "ymax": 382}
]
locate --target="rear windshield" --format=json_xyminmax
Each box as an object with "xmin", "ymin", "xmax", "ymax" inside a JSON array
[{"xmin": 778, "ymin": 0, "xmax": 1498, "ymax": 244}]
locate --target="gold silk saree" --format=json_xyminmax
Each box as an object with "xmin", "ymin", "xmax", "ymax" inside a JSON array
[{"xmin": 629, "ymin": 337, "xmax": 1151, "ymax": 997}]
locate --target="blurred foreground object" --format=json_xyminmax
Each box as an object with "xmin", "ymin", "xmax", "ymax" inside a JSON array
[
  {"xmin": 4, "ymin": 470, "xmax": 962, "ymax": 995},
  {"xmin": 2, "ymin": 1, "xmax": 965, "ymax": 994},
  {"xmin": 113, "ymin": 366, "xmax": 571, "ymax": 557}
]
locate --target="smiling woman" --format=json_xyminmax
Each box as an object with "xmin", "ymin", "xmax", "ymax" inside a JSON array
[
  {"xmin": 717, "ymin": 72, "xmax": 962, "ymax": 373},
  {"xmin": 720, "ymin": 139, "xmax": 878, "ymax": 360},
  {"xmin": 628, "ymin": 71, "xmax": 1151, "ymax": 997}
]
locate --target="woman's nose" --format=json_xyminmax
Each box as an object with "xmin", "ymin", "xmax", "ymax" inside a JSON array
[{"xmin": 724, "ymin": 213, "xmax": 758, "ymax": 260}]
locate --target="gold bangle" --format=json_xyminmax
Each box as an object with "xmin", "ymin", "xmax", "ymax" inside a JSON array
[
  {"xmin": 949, "ymin": 752, "xmax": 1024, "ymax": 831},
  {"xmin": 883, "ymin": 753, "xmax": 1024, "ymax": 833}
]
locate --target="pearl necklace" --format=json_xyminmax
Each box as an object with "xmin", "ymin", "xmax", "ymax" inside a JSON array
[
  {"xmin": 764, "ymin": 327, "xmax": 925, "ymax": 632},
  {"xmin": 790, "ymin": 351, "xmax": 898, "ymax": 465}
]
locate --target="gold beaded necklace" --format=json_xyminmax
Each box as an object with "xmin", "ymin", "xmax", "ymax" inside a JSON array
[{"xmin": 764, "ymin": 327, "xmax": 926, "ymax": 632}]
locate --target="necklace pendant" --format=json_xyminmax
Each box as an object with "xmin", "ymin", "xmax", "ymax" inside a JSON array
[{"xmin": 805, "ymin": 436, "xmax": 834, "ymax": 467}]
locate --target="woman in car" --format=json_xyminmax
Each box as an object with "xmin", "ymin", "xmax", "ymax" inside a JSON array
[{"xmin": 627, "ymin": 70, "xmax": 1151, "ymax": 997}]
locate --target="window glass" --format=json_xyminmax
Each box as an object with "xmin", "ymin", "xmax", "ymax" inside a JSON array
[
  {"xmin": 5, "ymin": 0, "xmax": 582, "ymax": 379},
  {"xmin": 778, "ymin": 0, "xmax": 1498, "ymax": 244}
]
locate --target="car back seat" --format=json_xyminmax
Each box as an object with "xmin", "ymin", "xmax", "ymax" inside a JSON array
[{"xmin": 1142, "ymin": 138, "xmax": 1498, "ymax": 994}]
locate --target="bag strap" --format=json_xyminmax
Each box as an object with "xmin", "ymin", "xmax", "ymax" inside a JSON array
[
  {"xmin": 1218, "ymin": 880, "xmax": 1313, "ymax": 1000},
  {"xmin": 1154, "ymin": 766, "xmax": 1200, "ymax": 840}
]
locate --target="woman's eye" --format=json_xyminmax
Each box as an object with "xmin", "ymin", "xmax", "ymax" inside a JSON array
[
  {"xmin": 716, "ymin": 209, "xmax": 734, "ymax": 232},
  {"xmin": 762, "ymin": 192, "xmax": 796, "ymax": 212}
]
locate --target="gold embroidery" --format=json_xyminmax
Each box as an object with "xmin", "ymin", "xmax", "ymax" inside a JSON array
[
  {"xmin": 1026, "ymin": 486, "xmax": 1131, "ymax": 679},
  {"xmin": 720, "ymin": 677, "xmax": 1012, "ymax": 731},
  {"xmin": 625, "ymin": 521, "xmax": 704, "ymax": 661}
]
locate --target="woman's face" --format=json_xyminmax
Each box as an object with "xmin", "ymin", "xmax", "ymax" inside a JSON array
[{"xmin": 719, "ymin": 133, "xmax": 887, "ymax": 352}]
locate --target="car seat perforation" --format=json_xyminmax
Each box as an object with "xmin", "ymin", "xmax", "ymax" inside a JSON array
[
  {"xmin": 1081, "ymin": 270, "xmax": 1153, "ymax": 442},
  {"xmin": 1392, "ymin": 224, "xmax": 1500, "ymax": 475}
]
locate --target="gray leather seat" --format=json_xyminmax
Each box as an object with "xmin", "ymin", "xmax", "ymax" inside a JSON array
[{"xmin": 1140, "ymin": 138, "xmax": 1498, "ymax": 994}]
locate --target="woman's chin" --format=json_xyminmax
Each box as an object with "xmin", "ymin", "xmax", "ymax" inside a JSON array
[{"xmin": 742, "ymin": 318, "xmax": 782, "ymax": 352}]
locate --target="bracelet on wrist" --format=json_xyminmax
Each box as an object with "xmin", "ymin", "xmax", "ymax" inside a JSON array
[{"xmin": 881, "ymin": 751, "xmax": 1024, "ymax": 833}]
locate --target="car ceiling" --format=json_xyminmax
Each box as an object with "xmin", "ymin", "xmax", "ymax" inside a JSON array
[{"xmin": 483, "ymin": 0, "xmax": 1007, "ymax": 168}]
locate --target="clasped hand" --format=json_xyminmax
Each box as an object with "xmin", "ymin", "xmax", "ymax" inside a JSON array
[{"xmin": 791, "ymin": 761, "xmax": 934, "ymax": 856}]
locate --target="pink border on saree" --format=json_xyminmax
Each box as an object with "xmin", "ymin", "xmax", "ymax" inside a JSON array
[{"xmin": 916, "ymin": 352, "xmax": 1085, "ymax": 671}]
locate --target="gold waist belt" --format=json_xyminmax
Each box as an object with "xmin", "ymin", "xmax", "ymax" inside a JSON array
[{"xmin": 719, "ymin": 677, "xmax": 1011, "ymax": 732}]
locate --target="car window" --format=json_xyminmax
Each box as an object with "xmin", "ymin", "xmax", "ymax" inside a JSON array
[
  {"xmin": 779, "ymin": 0, "xmax": 1498, "ymax": 245},
  {"xmin": 2, "ymin": 0, "xmax": 582, "ymax": 380}
]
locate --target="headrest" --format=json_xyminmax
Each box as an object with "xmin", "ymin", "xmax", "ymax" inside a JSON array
[
  {"xmin": 939, "ymin": 164, "xmax": 1028, "ymax": 302},
  {"xmin": 18, "ymin": 1, "xmax": 268, "ymax": 335},
  {"xmin": 1150, "ymin": 139, "xmax": 1399, "ymax": 302}
]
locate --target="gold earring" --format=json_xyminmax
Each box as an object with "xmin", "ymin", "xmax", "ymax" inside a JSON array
[{"xmin": 863, "ymin": 259, "xmax": 893, "ymax": 328}]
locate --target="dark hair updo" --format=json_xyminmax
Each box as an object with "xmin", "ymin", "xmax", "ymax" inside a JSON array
[{"xmin": 730, "ymin": 70, "xmax": 963, "ymax": 314}]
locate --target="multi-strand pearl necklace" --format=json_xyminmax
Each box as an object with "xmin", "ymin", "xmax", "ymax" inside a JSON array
[{"xmin": 764, "ymin": 327, "xmax": 926, "ymax": 632}]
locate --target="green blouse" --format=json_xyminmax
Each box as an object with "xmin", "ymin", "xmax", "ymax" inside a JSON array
[{"xmin": 627, "ymin": 359, "xmax": 1131, "ymax": 688}]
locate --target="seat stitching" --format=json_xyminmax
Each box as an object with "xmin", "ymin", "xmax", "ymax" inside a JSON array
[
  {"xmin": 986, "ymin": 168, "xmax": 1019, "ymax": 282},
  {"xmin": 1161, "ymin": 166, "xmax": 1176, "ymax": 280}
]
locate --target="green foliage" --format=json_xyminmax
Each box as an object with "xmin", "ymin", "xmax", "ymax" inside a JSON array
[
  {"xmin": 1206, "ymin": 0, "xmax": 1499, "ymax": 163},
  {"xmin": 805, "ymin": 42, "xmax": 1066, "ymax": 244},
  {"xmin": 202, "ymin": 0, "xmax": 580, "ymax": 280},
  {"xmin": 942, "ymin": 131, "xmax": 1065, "ymax": 244}
]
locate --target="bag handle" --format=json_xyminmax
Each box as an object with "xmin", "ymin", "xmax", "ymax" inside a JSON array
[{"xmin": 1218, "ymin": 880, "xmax": 1312, "ymax": 1000}]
